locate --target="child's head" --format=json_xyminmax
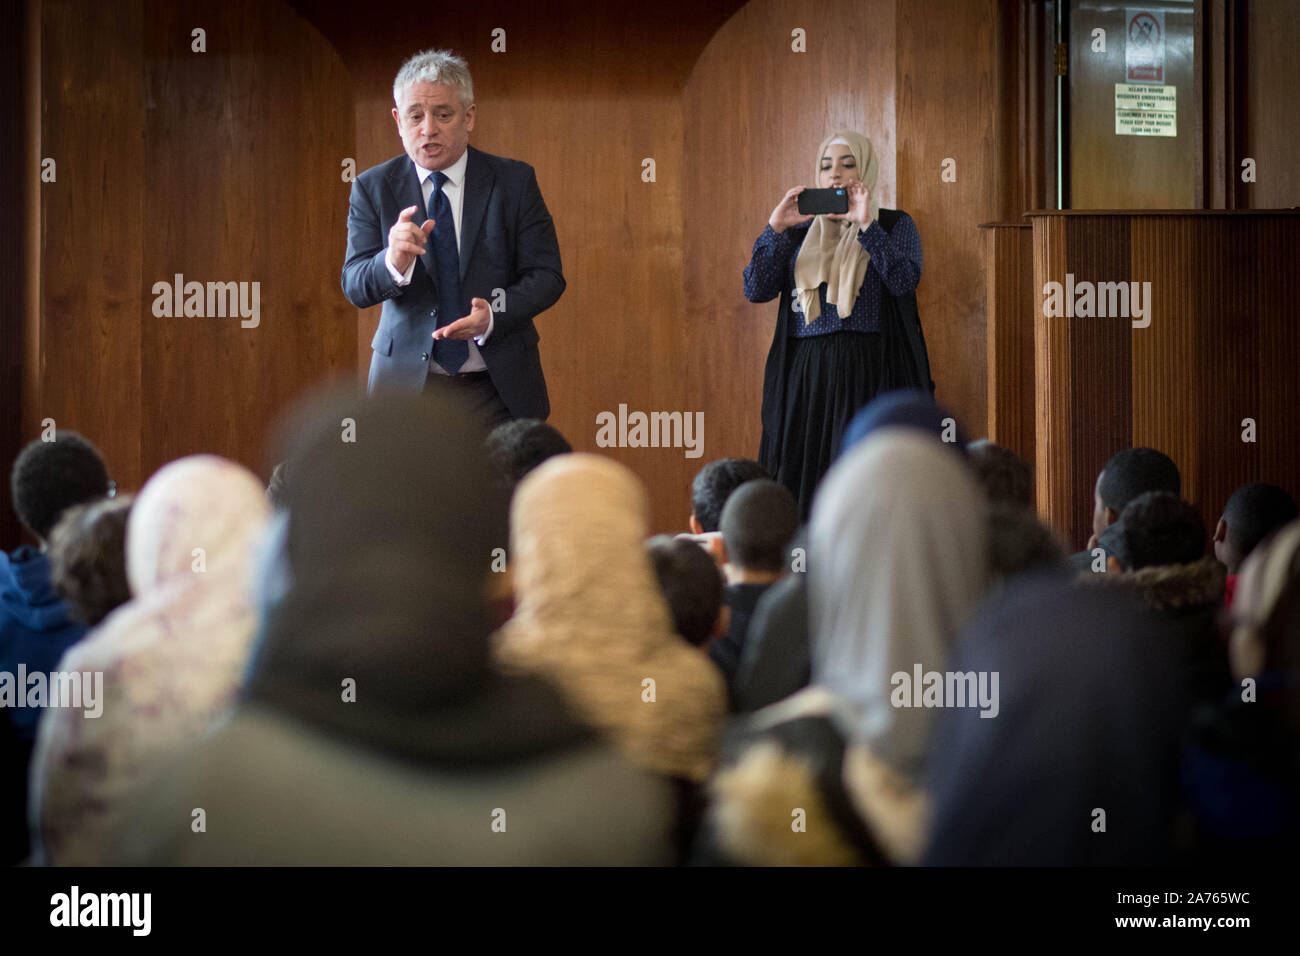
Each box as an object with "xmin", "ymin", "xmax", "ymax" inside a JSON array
[
  {"xmin": 689, "ymin": 457, "xmax": 767, "ymax": 533},
  {"xmin": 485, "ymin": 419, "xmax": 572, "ymax": 491},
  {"xmin": 719, "ymin": 479, "xmax": 799, "ymax": 575},
  {"xmin": 967, "ymin": 439, "xmax": 1032, "ymax": 509},
  {"xmin": 48, "ymin": 495, "xmax": 135, "ymax": 626},
  {"xmin": 1092, "ymin": 447, "xmax": 1180, "ymax": 543},
  {"xmin": 1111, "ymin": 491, "xmax": 1205, "ymax": 572},
  {"xmin": 645, "ymin": 535, "xmax": 724, "ymax": 646},
  {"xmin": 1214, "ymin": 482, "xmax": 1299, "ymax": 573},
  {"xmin": 10, "ymin": 431, "xmax": 112, "ymax": 544}
]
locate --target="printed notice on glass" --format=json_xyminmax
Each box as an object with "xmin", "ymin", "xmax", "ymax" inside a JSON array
[
  {"xmin": 1125, "ymin": 10, "xmax": 1166, "ymax": 81},
  {"xmin": 1115, "ymin": 83, "xmax": 1176, "ymax": 136}
]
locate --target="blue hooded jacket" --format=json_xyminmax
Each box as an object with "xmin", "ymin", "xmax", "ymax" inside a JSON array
[{"xmin": 0, "ymin": 545, "xmax": 88, "ymax": 739}]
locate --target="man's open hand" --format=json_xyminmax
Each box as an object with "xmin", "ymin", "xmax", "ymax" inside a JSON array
[{"xmin": 433, "ymin": 297, "xmax": 492, "ymax": 340}]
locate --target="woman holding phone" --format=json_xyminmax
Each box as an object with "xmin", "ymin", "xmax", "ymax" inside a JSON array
[{"xmin": 743, "ymin": 130, "xmax": 932, "ymax": 518}]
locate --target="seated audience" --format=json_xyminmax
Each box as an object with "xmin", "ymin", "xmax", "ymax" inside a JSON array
[
  {"xmin": 646, "ymin": 535, "xmax": 726, "ymax": 648},
  {"xmin": 1072, "ymin": 446, "xmax": 1180, "ymax": 572},
  {"xmin": 496, "ymin": 453, "xmax": 726, "ymax": 784},
  {"xmin": 485, "ymin": 417, "xmax": 572, "ymax": 492},
  {"xmin": 3, "ymin": 432, "xmax": 112, "ymax": 728},
  {"xmin": 923, "ymin": 571, "xmax": 1191, "ymax": 865},
  {"xmin": 698, "ymin": 429, "xmax": 989, "ymax": 865},
  {"xmin": 734, "ymin": 391, "xmax": 970, "ymax": 717},
  {"xmin": 966, "ymin": 439, "xmax": 1032, "ymax": 509},
  {"xmin": 1, "ymin": 432, "xmax": 111, "ymax": 865},
  {"xmin": 1094, "ymin": 491, "xmax": 1231, "ymax": 708},
  {"xmin": 111, "ymin": 390, "xmax": 675, "ymax": 865},
  {"xmin": 709, "ymin": 479, "xmax": 799, "ymax": 695},
  {"xmin": 1183, "ymin": 518, "xmax": 1300, "ymax": 863},
  {"xmin": 48, "ymin": 495, "xmax": 134, "ymax": 627},
  {"xmin": 29, "ymin": 455, "xmax": 270, "ymax": 865},
  {"xmin": 1214, "ymin": 482, "xmax": 1298, "ymax": 607}
]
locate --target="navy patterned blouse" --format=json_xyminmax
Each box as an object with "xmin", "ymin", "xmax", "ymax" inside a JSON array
[{"xmin": 742, "ymin": 214, "xmax": 923, "ymax": 335}]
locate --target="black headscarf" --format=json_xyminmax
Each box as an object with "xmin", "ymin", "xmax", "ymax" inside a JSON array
[
  {"xmin": 922, "ymin": 569, "xmax": 1188, "ymax": 865},
  {"xmin": 244, "ymin": 385, "xmax": 590, "ymax": 766}
]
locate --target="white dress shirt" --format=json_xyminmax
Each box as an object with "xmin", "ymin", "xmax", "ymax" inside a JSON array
[{"xmin": 384, "ymin": 148, "xmax": 493, "ymax": 373}]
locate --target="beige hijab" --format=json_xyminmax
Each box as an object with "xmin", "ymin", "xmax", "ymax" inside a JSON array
[
  {"xmin": 494, "ymin": 454, "xmax": 726, "ymax": 782},
  {"xmin": 792, "ymin": 130, "xmax": 881, "ymax": 324}
]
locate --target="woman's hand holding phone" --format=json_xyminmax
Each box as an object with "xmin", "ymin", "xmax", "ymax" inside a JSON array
[
  {"xmin": 827, "ymin": 180, "xmax": 872, "ymax": 228},
  {"xmin": 768, "ymin": 186, "xmax": 815, "ymax": 234}
]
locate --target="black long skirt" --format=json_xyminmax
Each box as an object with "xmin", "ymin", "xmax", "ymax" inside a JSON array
[{"xmin": 767, "ymin": 330, "xmax": 884, "ymax": 520}]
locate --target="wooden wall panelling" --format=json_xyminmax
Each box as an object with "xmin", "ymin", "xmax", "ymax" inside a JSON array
[
  {"xmin": 897, "ymin": 0, "xmax": 999, "ymax": 439},
  {"xmin": 982, "ymin": 223, "xmax": 1036, "ymax": 479},
  {"xmin": 1033, "ymin": 210, "xmax": 1300, "ymax": 550}
]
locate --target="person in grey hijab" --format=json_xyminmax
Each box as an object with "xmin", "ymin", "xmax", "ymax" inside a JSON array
[{"xmin": 697, "ymin": 428, "xmax": 988, "ymax": 865}]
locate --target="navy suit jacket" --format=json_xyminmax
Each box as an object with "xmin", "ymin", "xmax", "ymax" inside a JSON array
[{"xmin": 341, "ymin": 147, "xmax": 564, "ymax": 419}]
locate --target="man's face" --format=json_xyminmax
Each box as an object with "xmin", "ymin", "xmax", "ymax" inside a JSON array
[{"xmin": 393, "ymin": 81, "xmax": 475, "ymax": 172}]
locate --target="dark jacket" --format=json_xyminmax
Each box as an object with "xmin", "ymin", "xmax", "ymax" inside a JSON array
[
  {"xmin": 732, "ymin": 574, "xmax": 811, "ymax": 713},
  {"xmin": 342, "ymin": 147, "xmax": 565, "ymax": 419},
  {"xmin": 0, "ymin": 546, "xmax": 86, "ymax": 865},
  {"xmin": 0, "ymin": 547, "xmax": 87, "ymax": 740},
  {"xmin": 924, "ymin": 572, "xmax": 1190, "ymax": 865},
  {"xmin": 1099, "ymin": 557, "xmax": 1232, "ymax": 710},
  {"xmin": 111, "ymin": 704, "xmax": 675, "ymax": 866},
  {"xmin": 1182, "ymin": 672, "xmax": 1300, "ymax": 864},
  {"xmin": 708, "ymin": 582, "xmax": 772, "ymax": 696},
  {"xmin": 757, "ymin": 209, "xmax": 934, "ymax": 475}
]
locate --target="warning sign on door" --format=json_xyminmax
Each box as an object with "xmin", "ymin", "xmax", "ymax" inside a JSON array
[
  {"xmin": 1115, "ymin": 83, "xmax": 1177, "ymax": 136},
  {"xmin": 1125, "ymin": 9, "xmax": 1165, "ymax": 82}
]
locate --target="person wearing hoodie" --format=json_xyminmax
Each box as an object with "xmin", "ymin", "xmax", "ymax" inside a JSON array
[{"xmin": 1, "ymin": 431, "xmax": 111, "ymax": 864}]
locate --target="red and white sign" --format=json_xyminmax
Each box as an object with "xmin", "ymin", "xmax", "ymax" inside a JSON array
[{"xmin": 1125, "ymin": 9, "xmax": 1165, "ymax": 82}]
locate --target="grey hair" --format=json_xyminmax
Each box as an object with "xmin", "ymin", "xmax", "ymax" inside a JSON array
[{"xmin": 393, "ymin": 49, "xmax": 474, "ymax": 109}]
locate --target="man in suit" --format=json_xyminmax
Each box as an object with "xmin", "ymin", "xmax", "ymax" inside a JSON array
[{"xmin": 342, "ymin": 49, "xmax": 564, "ymax": 424}]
